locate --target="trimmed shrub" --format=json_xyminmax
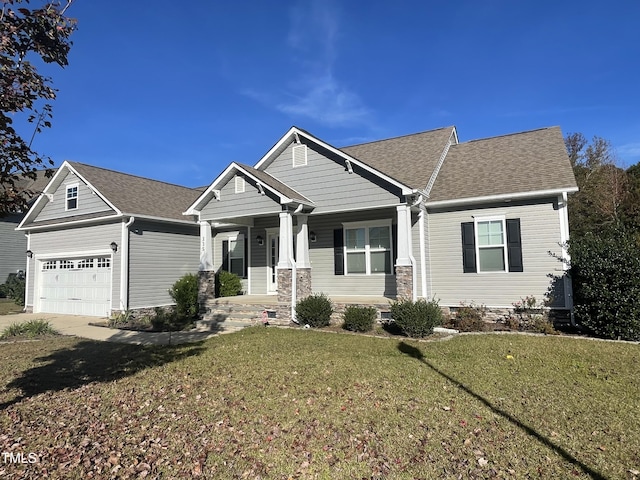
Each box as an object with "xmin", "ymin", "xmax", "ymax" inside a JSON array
[
  {"xmin": 215, "ymin": 270, "xmax": 243, "ymax": 298},
  {"xmin": 451, "ymin": 302, "xmax": 486, "ymax": 332},
  {"xmin": 296, "ymin": 293, "xmax": 333, "ymax": 328},
  {"xmin": 569, "ymin": 229, "xmax": 640, "ymax": 341},
  {"xmin": 169, "ymin": 273, "xmax": 199, "ymax": 319},
  {"xmin": 390, "ymin": 298, "xmax": 443, "ymax": 338},
  {"xmin": 342, "ymin": 305, "xmax": 377, "ymax": 332}
]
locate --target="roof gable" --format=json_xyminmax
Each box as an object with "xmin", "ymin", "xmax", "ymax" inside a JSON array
[
  {"xmin": 20, "ymin": 162, "xmax": 202, "ymax": 228},
  {"xmin": 341, "ymin": 126, "xmax": 457, "ymax": 191},
  {"xmin": 428, "ymin": 127, "xmax": 578, "ymax": 204},
  {"xmin": 185, "ymin": 162, "xmax": 313, "ymax": 216}
]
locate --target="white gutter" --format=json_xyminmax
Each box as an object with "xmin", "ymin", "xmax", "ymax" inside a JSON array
[
  {"xmin": 119, "ymin": 216, "xmax": 135, "ymax": 311},
  {"xmin": 426, "ymin": 187, "xmax": 579, "ymax": 209},
  {"xmin": 16, "ymin": 214, "xmax": 123, "ymax": 231}
]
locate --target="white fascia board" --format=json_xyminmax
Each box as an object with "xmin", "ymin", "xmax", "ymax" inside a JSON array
[
  {"xmin": 120, "ymin": 213, "xmax": 199, "ymax": 226},
  {"xmin": 16, "ymin": 213, "xmax": 124, "ymax": 231},
  {"xmin": 17, "ymin": 161, "xmax": 122, "ymax": 229},
  {"xmin": 254, "ymin": 127, "xmax": 414, "ymax": 195},
  {"xmin": 426, "ymin": 187, "xmax": 579, "ymax": 209},
  {"xmin": 253, "ymin": 126, "xmax": 300, "ymax": 170},
  {"xmin": 17, "ymin": 162, "xmax": 70, "ymax": 228},
  {"xmin": 184, "ymin": 163, "xmax": 239, "ymax": 215},
  {"xmin": 65, "ymin": 163, "xmax": 121, "ymax": 214}
]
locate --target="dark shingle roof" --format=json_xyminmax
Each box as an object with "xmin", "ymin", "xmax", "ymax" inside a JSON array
[
  {"xmin": 237, "ymin": 163, "xmax": 312, "ymax": 204},
  {"xmin": 69, "ymin": 162, "xmax": 202, "ymax": 221},
  {"xmin": 428, "ymin": 127, "xmax": 577, "ymax": 203},
  {"xmin": 340, "ymin": 126, "xmax": 455, "ymax": 190}
]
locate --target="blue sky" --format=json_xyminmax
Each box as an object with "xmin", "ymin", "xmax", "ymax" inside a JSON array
[{"xmin": 28, "ymin": 0, "xmax": 640, "ymax": 187}]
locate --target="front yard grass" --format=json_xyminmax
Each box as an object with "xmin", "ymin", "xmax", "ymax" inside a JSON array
[
  {"xmin": 0, "ymin": 328, "xmax": 638, "ymax": 479},
  {"xmin": 0, "ymin": 298, "xmax": 23, "ymax": 315}
]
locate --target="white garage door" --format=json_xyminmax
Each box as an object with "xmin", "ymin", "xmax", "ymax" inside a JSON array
[{"xmin": 38, "ymin": 257, "xmax": 112, "ymax": 317}]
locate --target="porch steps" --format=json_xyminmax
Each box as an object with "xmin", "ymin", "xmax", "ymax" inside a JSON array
[{"xmin": 195, "ymin": 301, "xmax": 276, "ymax": 333}]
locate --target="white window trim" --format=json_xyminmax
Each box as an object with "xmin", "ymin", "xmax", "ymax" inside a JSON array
[
  {"xmin": 234, "ymin": 176, "xmax": 245, "ymax": 194},
  {"xmin": 342, "ymin": 219, "xmax": 393, "ymax": 275},
  {"xmin": 227, "ymin": 233, "xmax": 245, "ymax": 278},
  {"xmin": 292, "ymin": 144, "xmax": 308, "ymax": 167},
  {"xmin": 65, "ymin": 183, "xmax": 79, "ymax": 211},
  {"xmin": 473, "ymin": 215, "xmax": 508, "ymax": 273}
]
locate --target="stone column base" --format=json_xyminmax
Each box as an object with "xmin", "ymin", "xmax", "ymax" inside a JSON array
[
  {"xmin": 198, "ymin": 271, "xmax": 216, "ymax": 317},
  {"xmin": 277, "ymin": 268, "xmax": 293, "ymax": 323},
  {"xmin": 395, "ymin": 265, "xmax": 413, "ymax": 299},
  {"xmin": 296, "ymin": 268, "xmax": 312, "ymax": 300}
]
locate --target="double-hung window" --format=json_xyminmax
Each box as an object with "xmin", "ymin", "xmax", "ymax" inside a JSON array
[
  {"xmin": 476, "ymin": 217, "xmax": 507, "ymax": 272},
  {"xmin": 344, "ymin": 221, "xmax": 392, "ymax": 274},
  {"xmin": 222, "ymin": 234, "xmax": 246, "ymax": 278},
  {"xmin": 461, "ymin": 216, "xmax": 523, "ymax": 273},
  {"xmin": 66, "ymin": 184, "xmax": 78, "ymax": 210}
]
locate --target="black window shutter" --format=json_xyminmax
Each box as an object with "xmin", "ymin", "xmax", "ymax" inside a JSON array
[
  {"xmin": 461, "ymin": 222, "xmax": 476, "ymax": 273},
  {"xmin": 222, "ymin": 240, "xmax": 229, "ymax": 272},
  {"xmin": 506, "ymin": 218, "xmax": 523, "ymax": 272},
  {"xmin": 333, "ymin": 228, "xmax": 344, "ymax": 275}
]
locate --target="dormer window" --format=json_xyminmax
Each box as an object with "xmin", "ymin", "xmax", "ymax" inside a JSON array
[{"xmin": 66, "ymin": 185, "xmax": 78, "ymax": 210}]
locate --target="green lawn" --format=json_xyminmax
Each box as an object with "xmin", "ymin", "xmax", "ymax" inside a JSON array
[
  {"xmin": 0, "ymin": 298, "xmax": 23, "ymax": 315},
  {"xmin": 0, "ymin": 328, "xmax": 638, "ymax": 479}
]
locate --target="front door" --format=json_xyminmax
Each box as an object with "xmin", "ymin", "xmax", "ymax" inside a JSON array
[{"xmin": 267, "ymin": 233, "xmax": 279, "ymax": 293}]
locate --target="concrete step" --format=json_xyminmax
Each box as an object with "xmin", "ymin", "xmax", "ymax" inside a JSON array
[{"xmin": 194, "ymin": 319, "xmax": 255, "ymax": 333}]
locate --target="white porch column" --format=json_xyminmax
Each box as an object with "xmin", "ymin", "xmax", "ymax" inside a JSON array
[
  {"xmin": 199, "ymin": 221, "xmax": 213, "ymax": 271},
  {"xmin": 296, "ymin": 214, "xmax": 311, "ymax": 268},
  {"xmin": 277, "ymin": 211, "xmax": 294, "ymax": 268},
  {"xmin": 395, "ymin": 204, "xmax": 412, "ymax": 266}
]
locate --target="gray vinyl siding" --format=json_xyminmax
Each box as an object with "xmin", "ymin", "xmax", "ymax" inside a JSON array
[
  {"xmin": 26, "ymin": 222, "xmax": 122, "ymax": 309},
  {"xmin": 199, "ymin": 176, "xmax": 281, "ymax": 222},
  {"xmin": 264, "ymin": 142, "xmax": 402, "ymax": 213},
  {"xmin": 0, "ymin": 216, "xmax": 26, "ymax": 282},
  {"xmin": 36, "ymin": 171, "xmax": 114, "ymax": 221},
  {"xmin": 128, "ymin": 221, "xmax": 199, "ymax": 309},
  {"xmin": 411, "ymin": 212, "xmax": 423, "ymax": 298},
  {"xmin": 307, "ymin": 209, "xmax": 397, "ymax": 297},
  {"xmin": 427, "ymin": 198, "xmax": 566, "ymax": 308}
]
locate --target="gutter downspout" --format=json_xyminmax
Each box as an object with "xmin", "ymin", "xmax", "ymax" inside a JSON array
[
  {"xmin": 120, "ymin": 216, "xmax": 135, "ymax": 311},
  {"xmin": 24, "ymin": 232, "xmax": 31, "ymax": 312}
]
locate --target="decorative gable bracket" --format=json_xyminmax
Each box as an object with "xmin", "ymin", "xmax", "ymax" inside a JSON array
[
  {"xmin": 344, "ymin": 158, "xmax": 354, "ymax": 174},
  {"xmin": 256, "ymin": 182, "xmax": 266, "ymax": 196},
  {"xmin": 212, "ymin": 189, "xmax": 221, "ymax": 201}
]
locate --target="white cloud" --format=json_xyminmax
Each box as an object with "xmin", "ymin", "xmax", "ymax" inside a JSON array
[
  {"xmin": 244, "ymin": 0, "xmax": 372, "ymax": 128},
  {"xmin": 616, "ymin": 142, "xmax": 640, "ymax": 166}
]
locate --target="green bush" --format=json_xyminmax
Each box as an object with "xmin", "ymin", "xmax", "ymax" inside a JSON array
[
  {"xmin": 569, "ymin": 229, "xmax": 640, "ymax": 341},
  {"xmin": 296, "ymin": 293, "xmax": 333, "ymax": 327},
  {"xmin": 390, "ymin": 298, "xmax": 443, "ymax": 338},
  {"xmin": 215, "ymin": 270, "xmax": 243, "ymax": 298},
  {"xmin": 342, "ymin": 305, "xmax": 377, "ymax": 332},
  {"xmin": 169, "ymin": 273, "xmax": 199, "ymax": 319},
  {"xmin": 0, "ymin": 319, "xmax": 58, "ymax": 339},
  {"xmin": 3, "ymin": 273, "xmax": 26, "ymax": 306},
  {"xmin": 451, "ymin": 303, "xmax": 486, "ymax": 332}
]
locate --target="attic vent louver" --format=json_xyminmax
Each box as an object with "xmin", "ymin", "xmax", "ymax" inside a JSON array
[
  {"xmin": 292, "ymin": 144, "xmax": 307, "ymax": 167},
  {"xmin": 235, "ymin": 175, "xmax": 245, "ymax": 193}
]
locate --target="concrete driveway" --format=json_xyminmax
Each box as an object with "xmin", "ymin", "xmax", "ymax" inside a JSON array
[{"xmin": 0, "ymin": 312, "xmax": 219, "ymax": 345}]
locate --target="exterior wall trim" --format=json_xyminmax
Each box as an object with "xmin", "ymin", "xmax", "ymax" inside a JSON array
[{"xmin": 426, "ymin": 187, "xmax": 579, "ymax": 209}]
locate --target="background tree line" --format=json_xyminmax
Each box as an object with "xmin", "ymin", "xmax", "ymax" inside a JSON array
[{"xmin": 565, "ymin": 133, "xmax": 640, "ymax": 341}]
